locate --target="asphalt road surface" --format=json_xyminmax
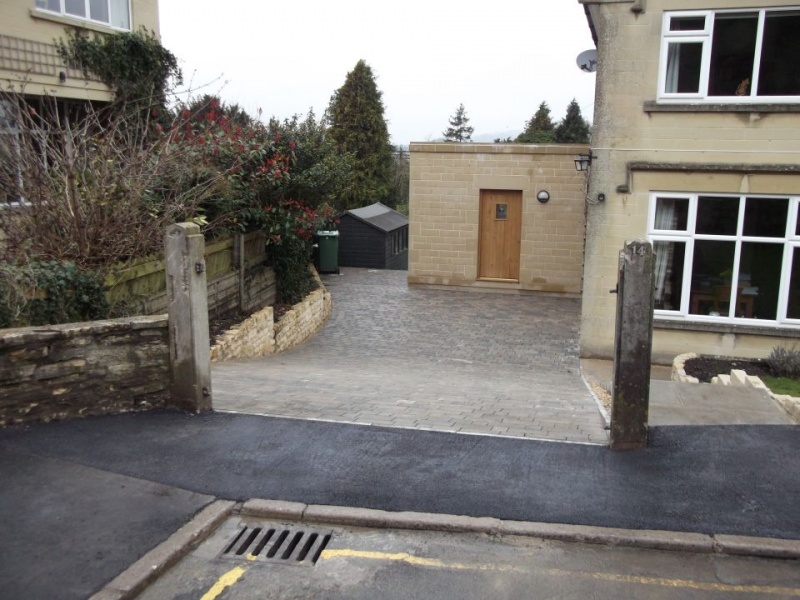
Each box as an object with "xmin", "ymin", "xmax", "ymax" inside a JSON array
[{"xmin": 138, "ymin": 515, "xmax": 800, "ymax": 600}]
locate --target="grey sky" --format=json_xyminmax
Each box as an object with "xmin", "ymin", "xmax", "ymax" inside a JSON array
[{"xmin": 159, "ymin": 1, "xmax": 596, "ymax": 145}]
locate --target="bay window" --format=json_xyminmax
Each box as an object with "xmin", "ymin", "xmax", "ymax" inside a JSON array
[
  {"xmin": 659, "ymin": 8, "xmax": 800, "ymax": 102},
  {"xmin": 649, "ymin": 193, "xmax": 800, "ymax": 325},
  {"xmin": 35, "ymin": 0, "xmax": 131, "ymax": 30}
]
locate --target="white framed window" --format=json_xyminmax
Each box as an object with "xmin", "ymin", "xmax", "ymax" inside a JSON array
[
  {"xmin": 649, "ymin": 192, "xmax": 800, "ymax": 326},
  {"xmin": 35, "ymin": 0, "xmax": 131, "ymax": 30},
  {"xmin": 658, "ymin": 7, "xmax": 800, "ymax": 102}
]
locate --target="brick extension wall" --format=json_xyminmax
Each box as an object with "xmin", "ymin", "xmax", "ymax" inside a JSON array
[
  {"xmin": 408, "ymin": 143, "xmax": 590, "ymax": 294},
  {"xmin": 0, "ymin": 316, "xmax": 169, "ymax": 426}
]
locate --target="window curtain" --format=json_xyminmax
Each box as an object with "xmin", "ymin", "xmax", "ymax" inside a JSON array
[
  {"xmin": 665, "ymin": 44, "xmax": 680, "ymax": 93},
  {"xmin": 110, "ymin": 0, "xmax": 130, "ymax": 29},
  {"xmin": 653, "ymin": 201, "xmax": 677, "ymax": 307}
]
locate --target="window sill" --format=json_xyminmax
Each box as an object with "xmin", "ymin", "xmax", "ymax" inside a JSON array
[
  {"xmin": 654, "ymin": 317, "xmax": 800, "ymax": 338},
  {"xmin": 30, "ymin": 9, "xmax": 129, "ymax": 34},
  {"xmin": 644, "ymin": 101, "xmax": 800, "ymax": 114}
]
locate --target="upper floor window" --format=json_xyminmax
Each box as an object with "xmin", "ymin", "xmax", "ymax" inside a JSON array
[
  {"xmin": 658, "ymin": 8, "xmax": 800, "ymax": 102},
  {"xmin": 35, "ymin": 0, "xmax": 131, "ymax": 30}
]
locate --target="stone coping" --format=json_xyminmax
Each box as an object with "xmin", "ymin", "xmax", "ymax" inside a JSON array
[{"xmin": 672, "ymin": 352, "xmax": 800, "ymax": 423}]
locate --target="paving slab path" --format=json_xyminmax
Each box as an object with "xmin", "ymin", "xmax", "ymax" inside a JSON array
[{"xmin": 213, "ymin": 268, "xmax": 608, "ymax": 444}]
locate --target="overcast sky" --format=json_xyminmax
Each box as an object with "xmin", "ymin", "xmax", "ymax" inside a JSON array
[{"xmin": 159, "ymin": 0, "xmax": 597, "ymax": 145}]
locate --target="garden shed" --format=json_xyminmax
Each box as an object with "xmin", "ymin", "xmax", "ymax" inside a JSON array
[{"xmin": 338, "ymin": 203, "xmax": 409, "ymax": 270}]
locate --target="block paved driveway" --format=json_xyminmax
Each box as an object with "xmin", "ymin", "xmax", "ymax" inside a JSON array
[{"xmin": 212, "ymin": 268, "xmax": 608, "ymax": 444}]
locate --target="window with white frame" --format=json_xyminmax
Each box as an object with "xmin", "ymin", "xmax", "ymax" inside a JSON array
[
  {"xmin": 35, "ymin": 0, "xmax": 131, "ymax": 30},
  {"xmin": 658, "ymin": 8, "xmax": 800, "ymax": 102},
  {"xmin": 649, "ymin": 193, "xmax": 800, "ymax": 326}
]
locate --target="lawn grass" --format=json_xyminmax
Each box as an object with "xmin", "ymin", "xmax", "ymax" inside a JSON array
[{"xmin": 762, "ymin": 375, "xmax": 800, "ymax": 397}]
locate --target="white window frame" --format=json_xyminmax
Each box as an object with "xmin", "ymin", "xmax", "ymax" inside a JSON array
[
  {"xmin": 648, "ymin": 192, "xmax": 800, "ymax": 328},
  {"xmin": 34, "ymin": 0, "xmax": 132, "ymax": 31},
  {"xmin": 657, "ymin": 7, "xmax": 800, "ymax": 103}
]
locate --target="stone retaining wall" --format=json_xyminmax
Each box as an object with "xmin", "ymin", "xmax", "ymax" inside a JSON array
[
  {"xmin": 0, "ymin": 316, "xmax": 169, "ymax": 426},
  {"xmin": 211, "ymin": 276, "xmax": 331, "ymax": 362},
  {"xmin": 274, "ymin": 286, "xmax": 331, "ymax": 353}
]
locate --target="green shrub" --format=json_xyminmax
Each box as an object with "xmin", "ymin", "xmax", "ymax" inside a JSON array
[
  {"xmin": 271, "ymin": 237, "xmax": 317, "ymax": 305},
  {"xmin": 0, "ymin": 261, "xmax": 108, "ymax": 327},
  {"xmin": 766, "ymin": 345, "xmax": 800, "ymax": 379},
  {"xmin": 0, "ymin": 263, "xmax": 35, "ymax": 328}
]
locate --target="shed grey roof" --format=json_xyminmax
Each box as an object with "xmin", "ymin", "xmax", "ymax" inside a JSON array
[{"xmin": 345, "ymin": 203, "xmax": 408, "ymax": 233}]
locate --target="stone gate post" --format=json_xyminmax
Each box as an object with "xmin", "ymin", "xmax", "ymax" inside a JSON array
[
  {"xmin": 165, "ymin": 223, "xmax": 212, "ymax": 412},
  {"xmin": 610, "ymin": 240, "xmax": 655, "ymax": 450}
]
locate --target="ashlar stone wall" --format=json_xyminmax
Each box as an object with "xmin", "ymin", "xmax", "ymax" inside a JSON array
[
  {"xmin": 0, "ymin": 316, "xmax": 169, "ymax": 426},
  {"xmin": 408, "ymin": 143, "xmax": 590, "ymax": 294}
]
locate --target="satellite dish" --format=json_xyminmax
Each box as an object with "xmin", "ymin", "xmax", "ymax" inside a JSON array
[{"xmin": 576, "ymin": 49, "xmax": 598, "ymax": 73}]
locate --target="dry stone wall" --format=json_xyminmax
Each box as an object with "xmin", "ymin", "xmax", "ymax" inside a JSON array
[{"xmin": 0, "ymin": 316, "xmax": 169, "ymax": 426}]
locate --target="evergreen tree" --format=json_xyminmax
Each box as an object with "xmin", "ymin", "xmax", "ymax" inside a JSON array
[
  {"xmin": 443, "ymin": 103, "xmax": 474, "ymax": 142},
  {"xmin": 327, "ymin": 60, "xmax": 393, "ymax": 210},
  {"xmin": 388, "ymin": 146, "xmax": 410, "ymax": 210},
  {"xmin": 554, "ymin": 99, "xmax": 591, "ymax": 144},
  {"xmin": 515, "ymin": 101, "xmax": 555, "ymax": 143},
  {"xmin": 269, "ymin": 109, "xmax": 358, "ymax": 209}
]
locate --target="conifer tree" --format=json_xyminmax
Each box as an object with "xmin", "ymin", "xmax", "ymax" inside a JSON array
[
  {"xmin": 554, "ymin": 99, "xmax": 591, "ymax": 144},
  {"xmin": 515, "ymin": 101, "xmax": 555, "ymax": 143},
  {"xmin": 327, "ymin": 60, "xmax": 393, "ymax": 210},
  {"xmin": 443, "ymin": 103, "xmax": 474, "ymax": 142}
]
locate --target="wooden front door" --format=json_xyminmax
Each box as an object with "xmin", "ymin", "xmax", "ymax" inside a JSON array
[{"xmin": 478, "ymin": 189, "xmax": 522, "ymax": 281}]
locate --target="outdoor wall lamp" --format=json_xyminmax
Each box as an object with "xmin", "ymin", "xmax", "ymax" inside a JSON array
[
  {"xmin": 58, "ymin": 71, "xmax": 67, "ymax": 83},
  {"xmin": 574, "ymin": 151, "xmax": 596, "ymax": 172},
  {"xmin": 536, "ymin": 190, "xmax": 550, "ymax": 203}
]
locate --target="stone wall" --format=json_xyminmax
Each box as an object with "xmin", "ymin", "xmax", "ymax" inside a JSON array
[
  {"xmin": 274, "ymin": 287, "xmax": 331, "ymax": 353},
  {"xmin": 0, "ymin": 316, "xmax": 169, "ymax": 426},
  {"xmin": 210, "ymin": 306, "xmax": 275, "ymax": 362},
  {"xmin": 211, "ymin": 276, "xmax": 331, "ymax": 362}
]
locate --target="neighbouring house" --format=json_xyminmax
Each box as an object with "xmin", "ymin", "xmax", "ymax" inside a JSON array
[
  {"xmin": 408, "ymin": 143, "xmax": 589, "ymax": 294},
  {"xmin": 338, "ymin": 202, "xmax": 409, "ymax": 270},
  {"xmin": 0, "ymin": 0, "xmax": 160, "ymax": 205},
  {"xmin": 579, "ymin": 0, "xmax": 800, "ymax": 362}
]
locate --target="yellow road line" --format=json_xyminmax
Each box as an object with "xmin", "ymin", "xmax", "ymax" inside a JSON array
[
  {"xmin": 321, "ymin": 549, "xmax": 800, "ymax": 596},
  {"xmin": 571, "ymin": 570, "xmax": 800, "ymax": 596},
  {"xmin": 322, "ymin": 549, "xmax": 522, "ymax": 573},
  {"xmin": 200, "ymin": 566, "xmax": 247, "ymax": 600}
]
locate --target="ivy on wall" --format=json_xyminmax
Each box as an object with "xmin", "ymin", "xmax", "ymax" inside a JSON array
[{"xmin": 56, "ymin": 28, "xmax": 182, "ymax": 110}]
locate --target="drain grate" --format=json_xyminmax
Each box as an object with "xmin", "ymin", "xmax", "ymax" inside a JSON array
[{"xmin": 220, "ymin": 524, "xmax": 332, "ymax": 566}]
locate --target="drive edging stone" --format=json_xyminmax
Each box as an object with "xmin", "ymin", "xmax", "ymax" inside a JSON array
[
  {"xmin": 714, "ymin": 534, "xmax": 800, "ymax": 558},
  {"xmin": 239, "ymin": 499, "xmax": 800, "ymax": 559}
]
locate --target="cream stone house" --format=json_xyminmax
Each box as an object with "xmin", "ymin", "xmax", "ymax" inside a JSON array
[
  {"xmin": 579, "ymin": 0, "xmax": 800, "ymax": 362},
  {"xmin": 1, "ymin": 0, "xmax": 160, "ymax": 204},
  {"xmin": 1, "ymin": 0, "xmax": 160, "ymax": 99},
  {"xmin": 408, "ymin": 143, "xmax": 589, "ymax": 295}
]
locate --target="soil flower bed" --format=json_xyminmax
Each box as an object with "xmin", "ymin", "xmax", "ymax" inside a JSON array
[{"xmin": 683, "ymin": 356, "xmax": 771, "ymax": 383}]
